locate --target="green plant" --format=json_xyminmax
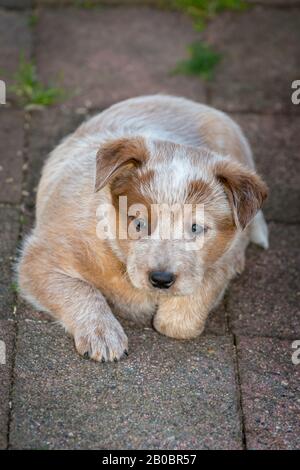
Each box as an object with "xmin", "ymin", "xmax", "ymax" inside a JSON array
[
  {"xmin": 10, "ymin": 54, "xmax": 65, "ymax": 108},
  {"xmin": 10, "ymin": 282, "xmax": 19, "ymax": 294},
  {"xmin": 173, "ymin": 41, "xmax": 221, "ymax": 80},
  {"xmin": 28, "ymin": 12, "xmax": 39, "ymax": 28},
  {"xmin": 174, "ymin": 0, "xmax": 248, "ymax": 30}
]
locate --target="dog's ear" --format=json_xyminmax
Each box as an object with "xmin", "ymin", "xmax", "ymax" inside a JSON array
[
  {"xmin": 95, "ymin": 137, "xmax": 148, "ymax": 192},
  {"xmin": 215, "ymin": 159, "xmax": 268, "ymax": 229}
]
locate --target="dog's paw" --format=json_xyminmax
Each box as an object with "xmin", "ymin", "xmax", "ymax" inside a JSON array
[
  {"xmin": 74, "ymin": 316, "xmax": 128, "ymax": 362},
  {"xmin": 154, "ymin": 299, "xmax": 205, "ymax": 340}
]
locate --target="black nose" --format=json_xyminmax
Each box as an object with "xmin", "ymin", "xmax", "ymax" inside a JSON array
[{"xmin": 149, "ymin": 271, "xmax": 175, "ymax": 289}]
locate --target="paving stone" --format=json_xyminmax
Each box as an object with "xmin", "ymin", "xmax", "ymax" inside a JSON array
[
  {"xmin": 35, "ymin": 0, "xmax": 170, "ymax": 5},
  {"xmin": 24, "ymin": 108, "xmax": 83, "ymax": 215},
  {"xmin": 0, "ymin": 110, "xmax": 24, "ymax": 204},
  {"xmin": 0, "ymin": 207, "xmax": 19, "ymax": 319},
  {"xmin": 204, "ymin": 7, "xmax": 300, "ymax": 113},
  {"xmin": 11, "ymin": 322, "xmax": 242, "ymax": 449},
  {"xmin": 228, "ymin": 223, "xmax": 300, "ymax": 339},
  {"xmin": 0, "ymin": 0, "xmax": 32, "ymax": 8},
  {"xmin": 248, "ymin": 0, "xmax": 300, "ymax": 4},
  {"xmin": 232, "ymin": 114, "xmax": 300, "ymax": 223},
  {"xmin": 204, "ymin": 301, "xmax": 227, "ymax": 335},
  {"xmin": 237, "ymin": 336, "xmax": 300, "ymax": 450},
  {"xmin": 35, "ymin": 7, "xmax": 206, "ymax": 110},
  {"xmin": 0, "ymin": 9, "xmax": 31, "ymax": 102},
  {"xmin": 0, "ymin": 320, "xmax": 16, "ymax": 449}
]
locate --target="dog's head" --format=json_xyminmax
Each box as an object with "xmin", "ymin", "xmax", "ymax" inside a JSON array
[{"xmin": 95, "ymin": 136, "xmax": 267, "ymax": 296}]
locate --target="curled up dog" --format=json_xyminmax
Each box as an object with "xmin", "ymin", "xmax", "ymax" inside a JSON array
[{"xmin": 17, "ymin": 95, "xmax": 269, "ymax": 362}]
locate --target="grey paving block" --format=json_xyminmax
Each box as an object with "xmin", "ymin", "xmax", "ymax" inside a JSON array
[
  {"xmin": 24, "ymin": 108, "xmax": 83, "ymax": 217},
  {"xmin": 10, "ymin": 322, "xmax": 242, "ymax": 449},
  {"xmin": 0, "ymin": 1, "xmax": 32, "ymax": 7},
  {"xmin": 228, "ymin": 223, "xmax": 300, "ymax": 339},
  {"xmin": 248, "ymin": 0, "xmax": 300, "ymax": 4},
  {"xmin": 35, "ymin": 7, "xmax": 206, "ymax": 110},
  {"xmin": 0, "ymin": 206, "xmax": 19, "ymax": 318},
  {"xmin": 35, "ymin": 0, "xmax": 170, "ymax": 5},
  {"xmin": 204, "ymin": 301, "xmax": 227, "ymax": 335},
  {"xmin": 238, "ymin": 336, "xmax": 300, "ymax": 449},
  {"xmin": 204, "ymin": 7, "xmax": 300, "ymax": 113},
  {"xmin": 0, "ymin": 110, "xmax": 24, "ymax": 204},
  {"xmin": 0, "ymin": 320, "xmax": 16, "ymax": 449},
  {"xmin": 0, "ymin": 9, "xmax": 31, "ymax": 101},
  {"xmin": 233, "ymin": 114, "xmax": 300, "ymax": 224}
]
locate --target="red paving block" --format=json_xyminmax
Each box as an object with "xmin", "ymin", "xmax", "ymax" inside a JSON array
[
  {"xmin": 10, "ymin": 322, "xmax": 242, "ymax": 449},
  {"xmin": 238, "ymin": 336, "xmax": 300, "ymax": 449},
  {"xmin": 204, "ymin": 7, "xmax": 300, "ymax": 113},
  {"xmin": 35, "ymin": 7, "xmax": 206, "ymax": 110},
  {"xmin": 228, "ymin": 223, "xmax": 300, "ymax": 339},
  {"xmin": 0, "ymin": 10, "xmax": 31, "ymax": 101},
  {"xmin": 233, "ymin": 114, "xmax": 300, "ymax": 223}
]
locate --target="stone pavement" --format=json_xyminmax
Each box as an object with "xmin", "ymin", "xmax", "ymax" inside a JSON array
[{"xmin": 0, "ymin": 1, "xmax": 299, "ymax": 450}]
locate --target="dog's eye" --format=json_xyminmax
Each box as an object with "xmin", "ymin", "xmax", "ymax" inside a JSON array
[
  {"xmin": 191, "ymin": 223, "xmax": 204, "ymax": 235},
  {"xmin": 134, "ymin": 218, "xmax": 147, "ymax": 232}
]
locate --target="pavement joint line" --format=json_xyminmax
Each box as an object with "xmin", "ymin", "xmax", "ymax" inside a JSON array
[
  {"xmin": 0, "ymin": 1, "xmax": 300, "ymax": 12},
  {"xmin": 232, "ymin": 333, "xmax": 247, "ymax": 450},
  {"xmin": 232, "ymin": 340, "xmax": 246, "ymax": 448},
  {"xmin": 223, "ymin": 287, "xmax": 246, "ymax": 448},
  {"xmin": 6, "ymin": 319, "xmax": 18, "ymax": 449},
  {"xmin": 5, "ymin": 102, "xmax": 31, "ymax": 448},
  {"xmin": 223, "ymin": 289, "xmax": 231, "ymax": 336}
]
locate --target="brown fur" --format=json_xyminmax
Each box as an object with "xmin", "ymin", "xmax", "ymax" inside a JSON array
[
  {"xmin": 215, "ymin": 160, "xmax": 268, "ymax": 229},
  {"xmin": 95, "ymin": 137, "xmax": 149, "ymax": 192}
]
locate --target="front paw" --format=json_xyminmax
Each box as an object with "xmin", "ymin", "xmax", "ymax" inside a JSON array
[
  {"xmin": 153, "ymin": 299, "xmax": 205, "ymax": 340},
  {"xmin": 74, "ymin": 316, "xmax": 128, "ymax": 362}
]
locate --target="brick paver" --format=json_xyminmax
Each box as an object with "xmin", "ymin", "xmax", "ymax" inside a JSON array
[
  {"xmin": 204, "ymin": 7, "xmax": 300, "ymax": 113},
  {"xmin": 35, "ymin": 7, "xmax": 206, "ymax": 110},
  {"xmin": 0, "ymin": 1, "xmax": 299, "ymax": 451},
  {"xmin": 0, "ymin": 207, "xmax": 19, "ymax": 318},
  {"xmin": 0, "ymin": 9, "xmax": 31, "ymax": 101},
  {"xmin": 228, "ymin": 223, "xmax": 300, "ymax": 339},
  {"xmin": 0, "ymin": 1, "xmax": 32, "ymax": 7},
  {"xmin": 237, "ymin": 336, "xmax": 300, "ymax": 449},
  {"xmin": 10, "ymin": 322, "xmax": 242, "ymax": 449},
  {"xmin": 233, "ymin": 114, "xmax": 300, "ymax": 223}
]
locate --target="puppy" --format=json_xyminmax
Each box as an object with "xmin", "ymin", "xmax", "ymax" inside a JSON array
[{"xmin": 17, "ymin": 95, "xmax": 268, "ymax": 362}]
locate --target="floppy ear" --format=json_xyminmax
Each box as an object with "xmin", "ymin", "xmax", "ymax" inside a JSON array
[
  {"xmin": 95, "ymin": 137, "xmax": 148, "ymax": 192},
  {"xmin": 215, "ymin": 160, "xmax": 268, "ymax": 229}
]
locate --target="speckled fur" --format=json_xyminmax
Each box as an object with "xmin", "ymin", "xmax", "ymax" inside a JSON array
[{"xmin": 17, "ymin": 95, "xmax": 268, "ymax": 361}]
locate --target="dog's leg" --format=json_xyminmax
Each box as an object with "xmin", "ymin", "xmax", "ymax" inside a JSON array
[
  {"xmin": 18, "ymin": 244, "xmax": 128, "ymax": 362},
  {"xmin": 154, "ymin": 271, "xmax": 228, "ymax": 340}
]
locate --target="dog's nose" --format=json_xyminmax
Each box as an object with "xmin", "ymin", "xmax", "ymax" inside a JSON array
[{"xmin": 149, "ymin": 271, "xmax": 175, "ymax": 289}]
